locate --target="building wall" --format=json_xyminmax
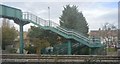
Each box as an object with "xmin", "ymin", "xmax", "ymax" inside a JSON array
[{"xmin": 89, "ymin": 30, "xmax": 118, "ymax": 47}]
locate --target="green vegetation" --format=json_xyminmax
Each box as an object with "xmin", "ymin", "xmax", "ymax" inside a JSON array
[
  {"xmin": 59, "ymin": 5, "xmax": 89, "ymax": 36},
  {"xmin": 28, "ymin": 26, "xmax": 58, "ymax": 45},
  {"xmin": 58, "ymin": 5, "xmax": 90, "ymax": 54},
  {"xmin": 26, "ymin": 5, "xmax": 89, "ymax": 53},
  {"xmin": 106, "ymin": 48, "xmax": 117, "ymax": 52},
  {"xmin": 24, "ymin": 45, "xmax": 36, "ymax": 54},
  {"xmin": 2, "ymin": 19, "xmax": 17, "ymax": 50},
  {"xmin": 27, "ymin": 26, "xmax": 59, "ymax": 54}
]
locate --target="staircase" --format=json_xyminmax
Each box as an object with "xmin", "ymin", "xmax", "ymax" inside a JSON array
[
  {"xmin": 53, "ymin": 43, "xmax": 68, "ymax": 55},
  {"xmin": 53, "ymin": 43, "xmax": 81, "ymax": 55},
  {"xmin": 0, "ymin": 4, "xmax": 104, "ymax": 55},
  {"xmin": 23, "ymin": 12, "xmax": 102, "ymax": 48}
]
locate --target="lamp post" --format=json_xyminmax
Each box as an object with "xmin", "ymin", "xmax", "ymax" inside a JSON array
[{"xmin": 48, "ymin": 7, "xmax": 50, "ymax": 26}]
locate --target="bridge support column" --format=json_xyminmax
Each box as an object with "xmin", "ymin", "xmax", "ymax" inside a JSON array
[
  {"xmin": 67, "ymin": 40, "xmax": 71, "ymax": 55},
  {"xmin": 19, "ymin": 22, "xmax": 24, "ymax": 54}
]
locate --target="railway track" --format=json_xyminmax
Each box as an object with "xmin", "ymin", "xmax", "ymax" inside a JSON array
[{"xmin": 1, "ymin": 54, "xmax": 120, "ymax": 63}]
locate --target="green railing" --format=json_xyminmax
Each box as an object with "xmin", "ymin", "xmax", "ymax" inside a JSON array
[
  {"xmin": 23, "ymin": 12, "xmax": 102, "ymax": 47},
  {"xmin": 0, "ymin": 4, "xmax": 103, "ymax": 54}
]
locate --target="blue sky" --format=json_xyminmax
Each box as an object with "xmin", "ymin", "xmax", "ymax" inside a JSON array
[{"xmin": 0, "ymin": 2, "xmax": 118, "ymax": 31}]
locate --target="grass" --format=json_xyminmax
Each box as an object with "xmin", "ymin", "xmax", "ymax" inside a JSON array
[{"xmin": 106, "ymin": 48, "xmax": 117, "ymax": 52}]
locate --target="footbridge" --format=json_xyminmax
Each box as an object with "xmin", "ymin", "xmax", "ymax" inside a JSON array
[{"xmin": 0, "ymin": 4, "xmax": 103, "ymax": 54}]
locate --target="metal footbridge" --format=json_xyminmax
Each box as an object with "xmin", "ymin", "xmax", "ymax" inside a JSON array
[{"xmin": 0, "ymin": 4, "xmax": 103, "ymax": 54}]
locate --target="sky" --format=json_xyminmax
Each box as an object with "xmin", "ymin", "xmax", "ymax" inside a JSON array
[{"xmin": 0, "ymin": 1, "xmax": 119, "ymax": 32}]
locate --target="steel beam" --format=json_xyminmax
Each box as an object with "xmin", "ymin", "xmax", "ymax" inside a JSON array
[
  {"xmin": 67, "ymin": 40, "xmax": 71, "ymax": 55},
  {"xmin": 19, "ymin": 22, "xmax": 24, "ymax": 54}
]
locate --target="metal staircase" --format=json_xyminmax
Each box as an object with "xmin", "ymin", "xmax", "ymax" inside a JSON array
[
  {"xmin": 53, "ymin": 43, "xmax": 68, "ymax": 55},
  {"xmin": 23, "ymin": 12, "xmax": 102, "ymax": 48},
  {"xmin": 0, "ymin": 4, "xmax": 103, "ymax": 54},
  {"xmin": 53, "ymin": 43, "xmax": 81, "ymax": 55}
]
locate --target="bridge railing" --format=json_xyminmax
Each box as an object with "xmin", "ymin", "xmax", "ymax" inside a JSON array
[
  {"xmin": 22, "ymin": 12, "xmax": 101, "ymax": 47},
  {"xmin": 23, "ymin": 12, "xmax": 49, "ymax": 26}
]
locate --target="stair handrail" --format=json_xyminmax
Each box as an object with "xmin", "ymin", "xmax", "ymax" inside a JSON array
[
  {"xmin": 23, "ymin": 12, "xmax": 97, "ymax": 45},
  {"xmin": 57, "ymin": 26, "xmax": 90, "ymax": 42},
  {"xmin": 49, "ymin": 20, "xmax": 90, "ymax": 41}
]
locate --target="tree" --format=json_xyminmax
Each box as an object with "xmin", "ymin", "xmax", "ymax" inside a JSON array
[
  {"xmin": 59, "ymin": 5, "xmax": 89, "ymax": 36},
  {"xmin": 28, "ymin": 26, "xmax": 59, "ymax": 54},
  {"xmin": 100, "ymin": 22, "xmax": 117, "ymax": 48},
  {"xmin": 28, "ymin": 26, "xmax": 58, "ymax": 45},
  {"xmin": 2, "ymin": 19, "xmax": 17, "ymax": 50},
  {"xmin": 31, "ymin": 38, "xmax": 50, "ymax": 54}
]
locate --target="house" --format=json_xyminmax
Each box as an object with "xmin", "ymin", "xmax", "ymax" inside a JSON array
[{"xmin": 89, "ymin": 29, "xmax": 118, "ymax": 48}]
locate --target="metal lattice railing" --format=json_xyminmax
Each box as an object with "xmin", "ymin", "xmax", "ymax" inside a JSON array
[{"xmin": 23, "ymin": 12, "xmax": 101, "ymax": 47}]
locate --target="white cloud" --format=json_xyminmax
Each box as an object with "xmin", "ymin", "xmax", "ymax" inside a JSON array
[
  {"xmin": 1, "ymin": 0, "xmax": 119, "ymax": 2},
  {"xmin": 37, "ymin": 10, "xmax": 48, "ymax": 14},
  {"xmin": 1, "ymin": 2, "xmax": 118, "ymax": 31},
  {"xmin": 83, "ymin": 8, "xmax": 118, "ymax": 30}
]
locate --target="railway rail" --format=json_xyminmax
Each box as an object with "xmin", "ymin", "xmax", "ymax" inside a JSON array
[{"xmin": 1, "ymin": 54, "xmax": 120, "ymax": 63}]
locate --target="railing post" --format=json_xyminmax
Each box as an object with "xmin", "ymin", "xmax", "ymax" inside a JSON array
[
  {"xmin": 27, "ymin": 12, "xmax": 29, "ymax": 19},
  {"xmin": 68, "ymin": 40, "xmax": 72, "ymax": 55},
  {"xmin": 36, "ymin": 16, "xmax": 37, "ymax": 24}
]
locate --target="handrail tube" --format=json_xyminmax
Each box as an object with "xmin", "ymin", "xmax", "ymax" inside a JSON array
[{"xmin": 22, "ymin": 12, "xmax": 101, "ymax": 47}]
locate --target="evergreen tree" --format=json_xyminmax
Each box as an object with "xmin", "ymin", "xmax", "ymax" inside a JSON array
[{"xmin": 59, "ymin": 5, "xmax": 89, "ymax": 36}]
